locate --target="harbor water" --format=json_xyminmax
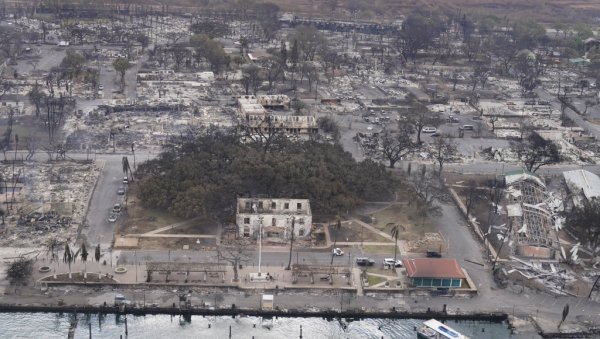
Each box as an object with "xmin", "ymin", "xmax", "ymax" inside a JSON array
[{"xmin": 0, "ymin": 312, "xmax": 540, "ymax": 338}]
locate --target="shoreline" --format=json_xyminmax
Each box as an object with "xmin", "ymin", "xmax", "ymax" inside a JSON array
[
  {"xmin": 3, "ymin": 304, "xmax": 600, "ymax": 338},
  {"xmin": 0, "ymin": 303, "xmax": 509, "ymax": 321}
]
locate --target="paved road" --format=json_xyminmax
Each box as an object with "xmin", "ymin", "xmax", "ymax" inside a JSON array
[
  {"xmin": 116, "ymin": 247, "xmax": 398, "ymax": 269},
  {"xmin": 445, "ymin": 161, "xmax": 600, "ymax": 176},
  {"xmin": 78, "ymin": 152, "xmax": 155, "ymax": 246},
  {"xmin": 83, "ymin": 156, "xmax": 126, "ymax": 246},
  {"xmin": 536, "ymin": 87, "xmax": 600, "ymax": 139}
]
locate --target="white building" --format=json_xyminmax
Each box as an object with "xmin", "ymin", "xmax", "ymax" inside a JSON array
[
  {"xmin": 236, "ymin": 198, "xmax": 312, "ymax": 239},
  {"xmin": 563, "ymin": 169, "xmax": 600, "ymax": 208}
]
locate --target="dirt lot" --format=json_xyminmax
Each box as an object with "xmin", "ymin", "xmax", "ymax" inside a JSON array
[
  {"xmin": 361, "ymin": 244, "xmax": 397, "ymax": 255},
  {"xmin": 370, "ymin": 203, "xmax": 435, "ymax": 240},
  {"xmin": 137, "ymin": 237, "xmax": 216, "ymax": 251},
  {"xmin": 328, "ymin": 221, "xmax": 391, "ymax": 243},
  {"xmin": 117, "ymin": 194, "xmax": 185, "ymax": 235}
]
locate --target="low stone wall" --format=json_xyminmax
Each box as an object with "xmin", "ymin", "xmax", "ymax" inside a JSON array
[{"xmin": 0, "ymin": 303, "xmax": 509, "ymax": 322}]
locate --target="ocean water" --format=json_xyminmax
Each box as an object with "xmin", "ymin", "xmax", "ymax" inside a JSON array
[{"xmin": 0, "ymin": 312, "xmax": 536, "ymax": 339}]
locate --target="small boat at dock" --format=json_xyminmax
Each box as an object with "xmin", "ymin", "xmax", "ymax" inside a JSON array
[{"xmin": 417, "ymin": 319, "xmax": 470, "ymax": 339}]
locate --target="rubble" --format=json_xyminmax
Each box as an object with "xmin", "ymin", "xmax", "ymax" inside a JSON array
[{"xmin": 0, "ymin": 160, "xmax": 100, "ymax": 247}]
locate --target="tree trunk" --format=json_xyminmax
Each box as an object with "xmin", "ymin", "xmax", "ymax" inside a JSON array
[
  {"xmin": 233, "ymin": 258, "xmax": 239, "ymax": 282},
  {"xmin": 287, "ymin": 219, "xmax": 295, "ymax": 270}
]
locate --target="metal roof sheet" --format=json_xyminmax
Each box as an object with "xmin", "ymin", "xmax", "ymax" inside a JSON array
[{"xmin": 563, "ymin": 169, "xmax": 600, "ymax": 200}]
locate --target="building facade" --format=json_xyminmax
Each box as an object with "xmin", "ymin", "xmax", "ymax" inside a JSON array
[
  {"xmin": 236, "ymin": 198, "xmax": 312, "ymax": 239},
  {"xmin": 403, "ymin": 258, "xmax": 466, "ymax": 289}
]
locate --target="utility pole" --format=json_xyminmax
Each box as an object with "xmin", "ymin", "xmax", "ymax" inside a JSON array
[
  {"xmin": 258, "ymin": 216, "xmax": 263, "ymax": 275},
  {"xmin": 134, "ymin": 250, "xmax": 137, "ymax": 283},
  {"xmin": 286, "ymin": 217, "xmax": 295, "ymax": 270}
]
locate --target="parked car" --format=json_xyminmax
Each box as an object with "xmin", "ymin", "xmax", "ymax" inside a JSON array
[
  {"xmin": 383, "ymin": 258, "xmax": 403, "ymax": 268},
  {"xmin": 122, "ymin": 176, "xmax": 129, "ymax": 184},
  {"xmin": 98, "ymin": 84, "xmax": 104, "ymax": 90},
  {"xmin": 112, "ymin": 203, "xmax": 122, "ymax": 214},
  {"xmin": 117, "ymin": 186, "xmax": 125, "ymax": 195},
  {"xmin": 524, "ymin": 99, "xmax": 536, "ymax": 105},
  {"xmin": 421, "ymin": 126, "xmax": 437, "ymax": 133},
  {"xmin": 446, "ymin": 116, "xmax": 459, "ymax": 123},
  {"xmin": 108, "ymin": 214, "xmax": 118, "ymax": 223},
  {"xmin": 431, "ymin": 132, "xmax": 441, "ymax": 137},
  {"xmin": 332, "ymin": 248, "xmax": 344, "ymax": 256},
  {"xmin": 426, "ymin": 250, "xmax": 442, "ymax": 258},
  {"xmin": 538, "ymin": 100, "xmax": 550, "ymax": 106},
  {"xmin": 356, "ymin": 257, "xmax": 375, "ymax": 266}
]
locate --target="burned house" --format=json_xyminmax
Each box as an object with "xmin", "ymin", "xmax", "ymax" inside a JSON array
[
  {"xmin": 2, "ymin": 94, "xmax": 27, "ymax": 115},
  {"xmin": 236, "ymin": 198, "xmax": 312, "ymax": 240},
  {"xmin": 246, "ymin": 114, "xmax": 318, "ymax": 135},
  {"xmin": 238, "ymin": 95, "xmax": 267, "ymax": 117},
  {"xmin": 504, "ymin": 170, "xmax": 556, "ymax": 259},
  {"xmin": 237, "ymin": 95, "xmax": 317, "ymax": 135}
]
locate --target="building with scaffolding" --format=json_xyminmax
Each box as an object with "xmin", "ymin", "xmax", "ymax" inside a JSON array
[{"xmin": 504, "ymin": 170, "xmax": 556, "ymax": 259}]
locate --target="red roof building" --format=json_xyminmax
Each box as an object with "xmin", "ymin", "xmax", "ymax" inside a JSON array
[{"xmin": 402, "ymin": 258, "xmax": 466, "ymax": 289}]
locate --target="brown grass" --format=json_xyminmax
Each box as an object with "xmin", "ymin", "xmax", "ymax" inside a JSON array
[
  {"xmin": 137, "ymin": 237, "xmax": 216, "ymax": 251},
  {"xmin": 371, "ymin": 203, "xmax": 435, "ymax": 237},
  {"xmin": 117, "ymin": 187, "xmax": 185, "ymax": 236},
  {"xmin": 330, "ymin": 221, "xmax": 392, "ymax": 243},
  {"xmin": 361, "ymin": 244, "xmax": 397, "ymax": 255}
]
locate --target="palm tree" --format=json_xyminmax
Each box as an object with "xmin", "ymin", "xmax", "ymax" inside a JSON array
[
  {"xmin": 45, "ymin": 237, "xmax": 60, "ymax": 279},
  {"xmin": 286, "ymin": 217, "xmax": 295, "ymax": 270},
  {"xmin": 329, "ymin": 219, "xmax": 342, "ymax": 267},
  {"xmin": 122, "ymin": 156, "xmax": 134, "ymax": 182},
  {"xmin": 63, "ymin": 242, "xmax": 80, "ymax": 279},
  {"xmin": 95, "ymin": 244, "xmax": 101, "ymax": 262},
  {"xmin": 10, "ymin": 134, "xmax": 18, "ymax": 210},
  {"xmin": 390, "ymin": 224, "xmax": 401, "ymax": 263},
  {"xmin": 80, "ymin": 243, "xmax": 88, "ymax": 279},
  {"xmin": 94, "ymin": 244, "xmax": 102, "ymax": 278}
]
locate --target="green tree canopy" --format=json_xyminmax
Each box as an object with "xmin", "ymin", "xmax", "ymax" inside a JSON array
[
  {"xmin": 6, "ymin": 257, "xmax": 33, "ymax": 285},
  {"xmin": 60, "ymin": 50, "xmax": 86, "ymax": 79},
  {"xmin": 112, "ymin": 57, "xmax": 131, "ymax": 90},
  {"xmin": 136, "ymin": 127, "xmax": 397, "ymax": 220}
]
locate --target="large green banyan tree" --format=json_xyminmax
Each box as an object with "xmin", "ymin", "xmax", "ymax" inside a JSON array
[{"xmin": 136, "ymin": 127, "xmax": 397, "ymax": 220}]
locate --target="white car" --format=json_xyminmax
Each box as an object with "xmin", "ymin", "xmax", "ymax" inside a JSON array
[
  {"xmin": 422, "ymin": 127, "xmax": 437, "ymax": 133},
  {"xmin": 383, "ymin": 258, "xmax": 403, "ymax": 268},
  {"xmin": 332, "ymin": 248, "xmax": 344, "ymax": 256},
  {"xmin": 108, "ymin": 214, "xmax": 118, "ymax": 223}
]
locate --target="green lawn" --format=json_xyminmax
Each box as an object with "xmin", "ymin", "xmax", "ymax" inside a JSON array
[{"xmin": 366, "ymin": 274, "xmax": 386, "ymax": 286}]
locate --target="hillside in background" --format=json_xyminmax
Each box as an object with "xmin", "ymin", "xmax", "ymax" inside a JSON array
[{"xmin": 11, "ymin": 0, "xmax": 600, "ymax": 23}]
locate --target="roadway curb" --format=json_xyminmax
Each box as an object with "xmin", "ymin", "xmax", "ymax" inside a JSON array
[{"xmin": 78, "ymin": 159, "xmax": 106, "ymax": 242}]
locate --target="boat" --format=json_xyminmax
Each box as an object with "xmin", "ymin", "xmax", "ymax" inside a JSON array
[
  {"xmin": 417, "ymin": 319, "xmax": 470, "ymax": 339},
  {"xmin": 261, "ymin": 316, "xmax": 276, "ymax": 329}
]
